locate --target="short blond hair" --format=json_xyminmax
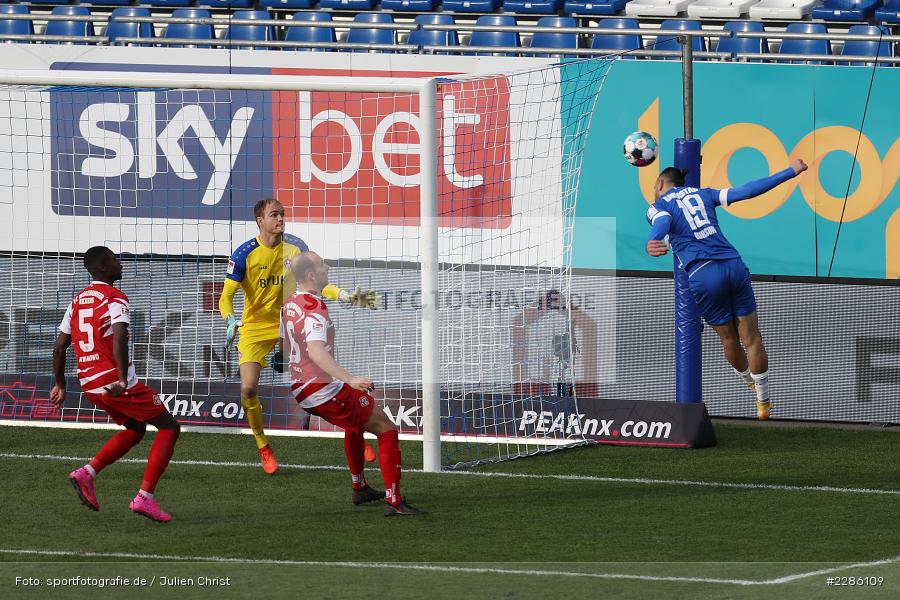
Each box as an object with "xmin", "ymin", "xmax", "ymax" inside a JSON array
[{"xmin": 290, "ymin": 251, "xmax": 318, "ymax": 283}]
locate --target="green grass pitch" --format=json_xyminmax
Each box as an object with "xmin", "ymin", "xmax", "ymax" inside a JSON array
[{"xmin": 0, "ymin": 422, "xmax": 898, "ymax": 599}]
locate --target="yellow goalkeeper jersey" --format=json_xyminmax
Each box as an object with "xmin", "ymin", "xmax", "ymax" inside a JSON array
[{"xmin": 222, "ymin": 234, "xmax": 308, "ymax": 341}]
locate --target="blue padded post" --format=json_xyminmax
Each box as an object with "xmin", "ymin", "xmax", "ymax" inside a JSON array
[{"xmin": 674, "ymin": 137, "xmax": 702, "ymax": 404}]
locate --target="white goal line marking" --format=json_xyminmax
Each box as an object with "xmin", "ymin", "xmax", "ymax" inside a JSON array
[
  {"xmin": 1, "ymin": 548, "xmax": 898, "ymax": 587},
  {"xmin": 2, "ymin": 452, "xmax": 899, "ymax": 497}
]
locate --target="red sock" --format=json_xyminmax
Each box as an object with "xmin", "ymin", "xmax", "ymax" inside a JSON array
[
  {"xmin": 140, "ymin": 428, "xmax": 179, "ymax": 494},
  {"xmin": 89, "ymin": 427, "xmax": 144, "ymax": 474},
  {"xmin": 376, "ymin": 429, "xmax": 402, "ymax": 505},
  {"xmin": 344, "ymin": 431, "xmax": 367, "ymax": 490}
]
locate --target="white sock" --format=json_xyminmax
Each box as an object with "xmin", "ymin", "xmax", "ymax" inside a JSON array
[
  {"xmin": 733, "ymin": 367, "xmax": 753, "ymax": 387},
  {"xmin": 138, "ymin": 489, "xmax": 154, "ymax": 499},
  {"xmin": 751, "ymin": 371, "xmax": 770, "ymax": 403},
  {"xmin": 84, "ymin": 464, "xmax": 96, "ymax": 478}
]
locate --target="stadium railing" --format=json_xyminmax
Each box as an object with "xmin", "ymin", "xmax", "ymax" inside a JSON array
[{"xmin": 652, "ymin": 18, "xmax": 708, "ymax": 60}]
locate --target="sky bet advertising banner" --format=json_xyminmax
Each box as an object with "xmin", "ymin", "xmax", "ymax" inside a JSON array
[
  {"xmin": 576, "ymin": 61, "xmax": 900, "ymax": 280},
  {"xmin": 4, "ymin": 58, "xmax": 550, "ymax": 267}
]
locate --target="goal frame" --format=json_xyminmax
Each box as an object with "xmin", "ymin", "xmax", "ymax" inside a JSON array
[{"xmin": 0, "ymin": 68, "xmax": 444, "ymax": 472}]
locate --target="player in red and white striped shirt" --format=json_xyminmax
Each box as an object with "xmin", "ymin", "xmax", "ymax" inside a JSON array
[
  {"xmin": 281, "ymin": 251, "xmax": 423, "ymax": 516},
  {"xmin": 51, "ymin": 246, "xmax": 181, "ymax": 523}
]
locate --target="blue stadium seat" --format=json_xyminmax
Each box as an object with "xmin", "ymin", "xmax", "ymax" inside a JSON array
[
  {"xmin": 875, "ymin": 0, "xmax": 900, "ymax": 22},
  {"xmin": 841, "ymin": 24, "xmax": 892, "ymax": 65},
  {"xmin": 0, "ymin": 4, "xmax": 33, "ymax": 42},
  {"xmin": 105, "ymin": 8, "xmax": 155, "ymax": 45},
  {"xmin": 469, "ymin": 15, "xmax": 520, "ymax": 56},
  {"xmin": 505, "ymin": 0, "xmax": 564, "ymax": 13},
  {"xmin": 563, "ymin": 0, "xmax": 630, "ymax": 15},
  {"xmin": 654, "ymin": 19, "xmax": 707, "ymax": 60},
  {"xmin": 258, "ymin": 0, "xmax": 315, "ymax": 7},
  {"xmin": 778, "ymin": 23, "xmax": 832, "ymax": 65},
  {"xmin": 346, "ymin": 13, "xmax": 395, "ymax": 53},
  {"xmin": 43, "ymin": 6, "xmax": 94, "ymax": 44},
  {"xmin": 284, "ymin": 11, "xmax": 335, "ymax": 51},
  {"xmin": 591, "ymin": 17, "xmax": 643, "ymax": 58},
  {"xmin": 320, "ymin": 0, "xmax": 378, "ymax": 10},
  {"xmin": 442, "ymin": 0, "xmax": 503, "ymax": 12},
  {"xmin": 529, "ymin": 16, "xmax": 578, "ymax": 57},
  {"xmin": 164, "ymin": 9, "xmax": 214, "ymax": 48},
  {"xmin": 716, "ymin": 20, "xmax": 767, "ymax": 61},
  {"xmin": 138, "ymin": 0, "xmax": 194, "ymax": 7},
  {"xmin": 382, "ymin": 0, "xmax": 439, "ymax": 9},
  {"xmin": 199, "ymin": 0, "xmax": 254, "ymax": 8},
  {"xmin": 224, "ymin": 10, "xmax": 275, "ymax": 50},
  {"xmin": 812, "ymin": 0, "xmax": 883, "ymax": 20},
  {"xmin": 32, "ymin": 0, "xmax": 100, "ymax": 4},
  {"xmin": 407, "ymin": 14, "xmax": 459, "ymax": 54}
]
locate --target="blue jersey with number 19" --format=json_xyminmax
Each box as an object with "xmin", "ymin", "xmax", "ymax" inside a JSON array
[{"xmin": 646, "ymin": 186, "xmax": 738, "ymax": 271}]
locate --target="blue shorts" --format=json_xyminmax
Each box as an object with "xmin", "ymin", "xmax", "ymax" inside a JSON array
[{"xmin": 686, "ymin": 257, "xmax": 757, "ymax": 326}]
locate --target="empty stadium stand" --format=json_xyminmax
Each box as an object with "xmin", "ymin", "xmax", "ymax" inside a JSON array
[{"xmin": 0, "ymin": 1, "xmax": 893, "ymax": 64}]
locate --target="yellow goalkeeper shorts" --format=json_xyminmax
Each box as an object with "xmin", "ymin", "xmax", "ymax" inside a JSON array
[{"xmin": 237, "ymin": 337, "xmax": 278, "ymax": 368}]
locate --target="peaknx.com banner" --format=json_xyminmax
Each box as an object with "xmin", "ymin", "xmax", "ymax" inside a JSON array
[{"xmin": 3, "ymin": 377, "xmax": 711, "ymax": 448}]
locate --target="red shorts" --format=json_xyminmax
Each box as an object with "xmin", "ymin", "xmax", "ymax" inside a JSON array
[
  {"xmin": 85, "ymin": 381, "xmax": 166, "ymax": 426},
  {"xmin": 304, "ymin": 385, "xmax": 375, "ymax": 434}
]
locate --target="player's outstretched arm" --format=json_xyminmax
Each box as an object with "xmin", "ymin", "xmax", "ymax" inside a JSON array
[
  {"xmin": 722, "ymin": 159, "xmax": 808, "ymax": 205},
  {"xmin": 50, "ymin": 332, "xmax": 71, "ymax": 407},
  {"xmin": 322, "ymin": 284, "xmax": 381, "ymax": 310}
]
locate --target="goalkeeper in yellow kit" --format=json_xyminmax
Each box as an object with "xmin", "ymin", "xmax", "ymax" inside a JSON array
[{"xmin": 220, "ymin": 198, "xmax": 379, "ymax": 474}]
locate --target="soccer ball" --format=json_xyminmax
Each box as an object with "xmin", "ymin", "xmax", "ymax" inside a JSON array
[{"xmin": 623, "ymin": 131, "xmax": 659, "ymax": 167}]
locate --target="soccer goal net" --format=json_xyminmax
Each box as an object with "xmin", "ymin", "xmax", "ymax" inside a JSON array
[{"xmin": 0, "ymin": 60, "xmax": 612, "ymax": 470}]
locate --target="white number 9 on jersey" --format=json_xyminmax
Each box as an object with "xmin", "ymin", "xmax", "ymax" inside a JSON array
[{"xmin": 677, "ymin": 194, "xmax": 711, "ymax": 231}]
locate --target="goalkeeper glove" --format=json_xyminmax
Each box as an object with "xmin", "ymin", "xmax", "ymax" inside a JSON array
[
  {"xmin": 271, "ymin": 350, "xmax": 285, "ymax": 374},
  {"xmin": 339, "ymin": 286, "xmax": 381, "ymax": 310},
  {"xmin": 224, "ymin": 314, "xmax": 242, "ymax": 350}
]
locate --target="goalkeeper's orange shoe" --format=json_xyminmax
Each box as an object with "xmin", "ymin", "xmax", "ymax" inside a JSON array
[
  {"xmin": 364, "ymin": 442, "xmax": 376, "ymax": 463},
  {"xmin": 68, "ymin": 467, "xmax": 99, "ymax": 511},
  {"xmin": 757, "ymin": 400, "xmax": 772, "ymax": 421},
  {"xmin": 259, "ymin": 444, "xmax": 278, "ymax": 475}
]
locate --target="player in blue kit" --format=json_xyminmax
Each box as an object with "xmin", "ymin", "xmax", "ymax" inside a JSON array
[{"xmin": 644, "ymin": 159, "xmax": 808, "ymax": 419}]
